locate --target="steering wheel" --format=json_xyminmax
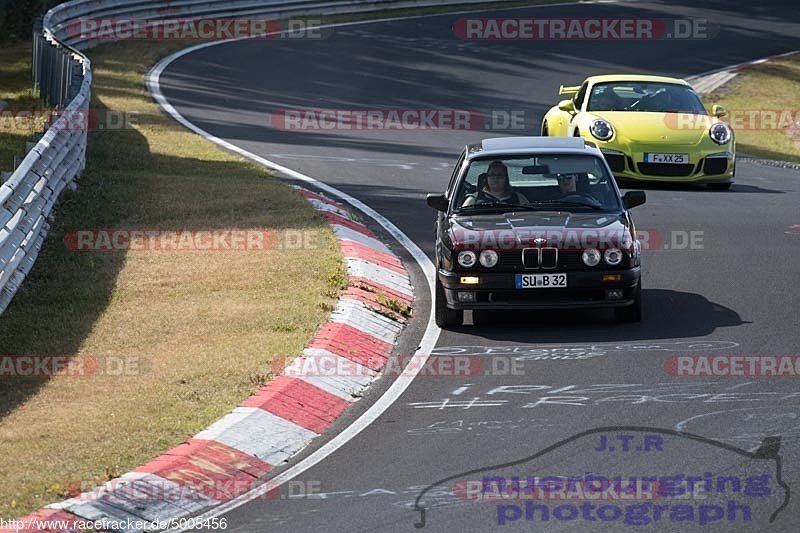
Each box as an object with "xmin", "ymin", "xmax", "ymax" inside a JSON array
[
  {"xmin": 561, "ymin": 192, "xmax": 602, "ymax": 207},
  {"xmin": 475, "ymin": 189, "xmax": 499, "ymax": 204}
]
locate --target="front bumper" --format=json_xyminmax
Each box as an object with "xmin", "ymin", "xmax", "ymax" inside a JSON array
[
  {"xmin": 439, "ymin": 267, "xmax": 641, "ymax": 310},
  {"xmin": 600, "ymin": 147, "xmax": 734, "ymax": 183}
]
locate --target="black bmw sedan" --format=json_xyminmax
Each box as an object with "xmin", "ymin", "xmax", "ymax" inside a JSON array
[{"xmin": 426, "ymin": 136, "xmax": 647, "ymax": 328}]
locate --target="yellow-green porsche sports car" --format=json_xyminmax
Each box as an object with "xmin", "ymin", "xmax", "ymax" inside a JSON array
[{"xmin": 542, "ymin": 74, "xmax": 735, "ymax": 189}]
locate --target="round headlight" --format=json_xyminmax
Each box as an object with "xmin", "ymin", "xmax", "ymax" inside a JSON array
[
  {"xmin": 709, "ymin": 123, "xmax": 732, "ymax": 145},
  {"xmin": 582, "ymin": 248, "xmax": 601, "ymax": 267},
  {"xmin": 604, "ymin": 248, "xmax": 623, "ymax": 266},
  {"xmin": 479, "ymin": 250, "xmax": 498, "ymax": 268},
  {"xmin": 457, "ymin": 250, "xmax": 477, "ymax": 268},
  {"xmin": 589, "ymin": 119, "xmax": 614, "ymax": 141}
]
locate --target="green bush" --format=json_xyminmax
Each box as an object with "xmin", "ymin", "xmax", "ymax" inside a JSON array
[{"xmin": 1, "ymin": 0, "xmax": 65, "ymax": 42}]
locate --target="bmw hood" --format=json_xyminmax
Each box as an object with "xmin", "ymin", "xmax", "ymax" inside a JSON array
[{"xmin": 448, "ymin": 212, "xmax": 633, "ymax": 251}]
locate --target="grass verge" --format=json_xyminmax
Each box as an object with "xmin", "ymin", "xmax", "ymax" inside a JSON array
[
  {"xmin": 0, "ymin": 39, "xmax": 341, "ymax": 518},
  {"xmin": 0, "ymin": 40, "xmax": 42, "ymax": 171},
  {"xmin": 706, "ymin": 52, "xmax": 800, "ymax": 163}
]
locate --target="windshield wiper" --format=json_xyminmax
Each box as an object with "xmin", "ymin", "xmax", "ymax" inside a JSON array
[
  {"xmin": 458, "ymin": 202, "xmax": 542, "ymax": 211},
  {"xmin": 526, "ymin": 200, "xmax": 606, "ymax": 211}
]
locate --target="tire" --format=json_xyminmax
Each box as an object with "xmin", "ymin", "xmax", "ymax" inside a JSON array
[
  {"xmin": 435, "ymin": 278, "xmax": 463, "ymax": 328},
  {"xmin": 541, "ymin": 121, "xmax": 549, "ymax": 136},
  {"xmin": 471, "ymin": 309, "xmax": 494, "ymax": 326},
  {"xmin": 615, "ymin": 280, "xmax": 642, "ymax": 322},
  {"xmin": 707, "ymin": 182, "xmax": 732, "ymax": 190}
]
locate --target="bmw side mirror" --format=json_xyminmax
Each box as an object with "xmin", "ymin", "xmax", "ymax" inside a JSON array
[
  {"xmin": 558, "ymin": 99, "xmax": 576, "ymax": 113},
  {"xmin": 623, "ymin": 191, "xmax": 646, "ymax": 209},
  {"xmin": 712, "ymin": 104, "xmax": 728, "ymax": 118},
  {"xmin": 426, "ymin": 194, "xmax": 448, "ymax": 212}
]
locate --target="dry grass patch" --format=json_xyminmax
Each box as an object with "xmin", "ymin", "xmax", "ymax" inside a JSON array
[
  {"xmin": 707, "ymin": 53, "xmax": 800, "ymax": 163},
  {"xmin": 0, "ymin": 41, "xmax": 42, "ymax": 171},
  {"xmin": 0, "ymin": 39, "xmax": 340, "ymax": 518}
]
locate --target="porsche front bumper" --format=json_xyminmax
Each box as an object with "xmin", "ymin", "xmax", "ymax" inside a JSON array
[{"xmin": 601, "ymin": 148, "xmax": 734, "ymax": 184}]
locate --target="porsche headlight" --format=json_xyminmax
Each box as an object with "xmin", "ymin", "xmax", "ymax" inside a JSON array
[
  {"xmin": 457, "ymin": 250, "xmax": 477, "ymax": 268},
  {"xmin": 604, "ymin": 248, "xmax": 623, "ymax": 266},
  {"xmin": 589, "ymin": 119, "xmax": 614, "ymax": 141},
  {"xmin": 479, "ymin": 250, "xmax": 498, "ymax": 268},
  {"xmin": 709, "ymin": 123, "xmax": 732, "ymax": 145},
  {"xmin": 582, "ymin": 248, "xmax": 601, "ymax": 267}
]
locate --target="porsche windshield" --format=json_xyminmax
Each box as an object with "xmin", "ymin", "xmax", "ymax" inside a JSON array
[
  {"xmin": 586, "ymin": 82, "xmax": 708, "ymax": 114},
  {"xmin": 455, "ymin": 154, "xmax": 620, "ymax": 212}
]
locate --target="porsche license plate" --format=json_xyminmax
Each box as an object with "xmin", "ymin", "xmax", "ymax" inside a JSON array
[
  {"xmin": 643, "ymin": 152, "xmax": 689, "ymax": 164},
  {"xmin": 515, "ymin": 273, "xmax": 567, "ymax": 289}
]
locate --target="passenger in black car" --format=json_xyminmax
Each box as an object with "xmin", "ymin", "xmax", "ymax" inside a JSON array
[
  {"xmin": 554, "ymin": 172, "xmax": 606, "ymax": 205},
  {"xmin": 557, "ymin": 173, "xmax": 579, "ymax": 195}
]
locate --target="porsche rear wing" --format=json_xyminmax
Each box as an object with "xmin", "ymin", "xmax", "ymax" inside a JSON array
[{"xmin": 558, "ymin": 85, "xmax": 580, "ymax": 96}]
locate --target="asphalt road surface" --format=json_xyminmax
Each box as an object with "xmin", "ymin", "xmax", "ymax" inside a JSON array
[{"xmin": 158, "ymin": 0, "xmax": 800, "ymax": 530}]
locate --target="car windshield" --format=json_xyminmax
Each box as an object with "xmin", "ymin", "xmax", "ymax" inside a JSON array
[
  {"xmin": 586, "ymin": 81, "xmax": 708, "ymax": 114},
  {"xmin": 454, "ymin": 154, "xmax": 621, "ymax": 213}
]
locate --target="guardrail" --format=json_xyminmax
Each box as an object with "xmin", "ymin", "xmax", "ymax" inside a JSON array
[
  {"xmin": 3, "ymin": 0, "xmax": 506, "ymax": 317},
  {"xmin": 0, "ymin": 21, "xmax": 90, "ymax": 315}
]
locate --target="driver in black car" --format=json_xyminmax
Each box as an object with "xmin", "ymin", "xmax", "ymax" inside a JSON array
[{"xmin": 462, "ymin": 160, "xmax": 528, "ymax": 206}]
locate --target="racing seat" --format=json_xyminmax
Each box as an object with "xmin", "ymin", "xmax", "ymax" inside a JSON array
[
  {"xmin": 477, "ymin": 172, "xmax": 487, "ymax": 192},
  {"xmin": 574, "ymin": 173, "xmax": 591, "ymax": 193}
]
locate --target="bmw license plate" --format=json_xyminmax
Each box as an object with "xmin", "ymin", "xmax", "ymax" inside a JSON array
[
  {"xmin": 515, "ymin": 273, "xmax": 567, "ymax": 289},
  {"xmin": 643, "ymin": 152, "xmax": 689, "ymax": 164}
]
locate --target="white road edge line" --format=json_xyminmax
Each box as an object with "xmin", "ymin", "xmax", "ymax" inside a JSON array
[
  {"xmin": 150, "ymin": 60, "xmax": 439, "ymax": 524},
  {"xmin": 145, "ymin": 2, "xmax": 619, "ymax": 527},
  {"xmin": 149, "ymin": 63, "xmax": 440, "ymax": 527}
]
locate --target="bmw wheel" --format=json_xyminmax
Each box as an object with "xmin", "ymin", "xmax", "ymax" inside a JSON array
[
  {"xmin": 435, "ymin": 278, "xmax": 463, "ymax": 328},
  {"xmin": 615, "ymin": 280, "xmax": 642, "ymax": 322}
]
